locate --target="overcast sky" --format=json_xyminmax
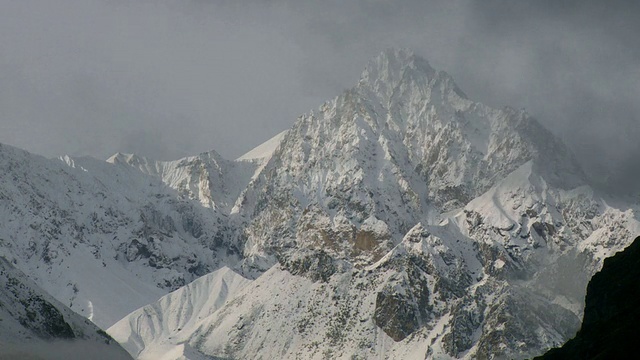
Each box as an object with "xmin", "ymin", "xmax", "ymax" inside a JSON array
[{"xmin": 0, "ymin": 0, "xmax": 638, "ymax": 191}]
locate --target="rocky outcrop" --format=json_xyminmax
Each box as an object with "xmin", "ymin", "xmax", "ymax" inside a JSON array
[
  {"xmin": 537, "ymin": 236, "xmax": 640, "ymax": 359},
  {"xmin": 373, "ymin": 258, "xmax": 431, "ymax": 341}
]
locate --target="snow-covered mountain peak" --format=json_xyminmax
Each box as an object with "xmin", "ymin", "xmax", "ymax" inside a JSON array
[
  {"xmin": 360, "ymin": 48, "xmax": 434, "ymax": 84},
  {"xmin": 107, "ymin": 148, "xmax": 257, "ymax": 213},
  {"xmin": 358, "ymin": 49, "xmax": 436, "ymax": 100},
  {"xmin": 107, "ymin": 149, "xmax": 227, "ymax": 170},
  {"xmin": 234, "ymin": 49, "xmax": 588, "ymax": 278},
  {"xmin": 236, "ymin": 130, "xmax": 288, "ymax": 162},
  {"xmin": 358, "ymin": 48, "xmax": 464, "ymax": 105},
  {"xmin": 106, "ymin": 152, "xmax": 144, "ymax": 165},
  {"xmin": 106, "ymin": 151, "xmax": 167, "ymax": 178}
]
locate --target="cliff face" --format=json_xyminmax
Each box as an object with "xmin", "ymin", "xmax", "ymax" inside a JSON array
[{"xmin": 538, "ymin": 236, "xmax": 640, "ymax": 359}]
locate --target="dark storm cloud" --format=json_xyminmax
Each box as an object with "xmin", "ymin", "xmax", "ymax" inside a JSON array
[{"xmin": 0, "ymin": 0, "xmax": 638, "ymax": 192}]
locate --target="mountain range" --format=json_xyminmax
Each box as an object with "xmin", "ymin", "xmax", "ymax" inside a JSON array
[{"xmin": 1, "ymin": 49, "xmax": 638, "ymax": 359}]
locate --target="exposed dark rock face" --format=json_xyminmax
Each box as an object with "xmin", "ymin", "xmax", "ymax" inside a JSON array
[
  {"xmin": 537, "ymin": 236, "xmax": 640, "ymax": 359},
  {"xmin": 373, "ymin": 258, "xmax": 431, "ymax": 341},
  {"xmin": 18, "ymin": 296, "xmax": 75, "ymax": 339},
  {"xmin": 279, "ymin": 250, "xmax": 342, "ymax": 283}
]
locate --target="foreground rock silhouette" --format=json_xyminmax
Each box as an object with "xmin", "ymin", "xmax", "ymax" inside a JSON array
[{"xmin": 537, "ymin": 236, "xmax": 640, "ymax": 359}]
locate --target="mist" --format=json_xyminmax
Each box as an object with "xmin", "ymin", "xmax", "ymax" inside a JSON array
[
  {"xmin": 0, "ymin": 0, "xmax": 638, "ymax": 193},
  {"xmin": 0, "ymin": 340, "xmax": 132, "ymax": 360}
]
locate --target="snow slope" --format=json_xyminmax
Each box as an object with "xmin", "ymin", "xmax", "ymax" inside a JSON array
[
  {"xmin": 0, "ymin": 143, "xmax": 239, "ymax": 329},
  {"xmin": 236, "ymin": 130, "xmax": 288, "ymax": 161},
  {"xmin": 0, "ymin": 257, "xmax": 132, "ymax": 359},
  {"xmin": 107, "ymin": 266, "xmax": 251, "ymax": 360}
]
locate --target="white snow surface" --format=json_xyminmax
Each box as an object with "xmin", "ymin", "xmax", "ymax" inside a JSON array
[
  {"xmin": 0, "ymin": 257, "xmax": 132, "ymax": 359},
  {"xmin": 236, "ymin": 130, "xmax": 288, "ymax": 161},
  {"xmin": 0, "ymin": 143, "xmax": 240, "ymax": 329},
  {"xmin": 107, "ymin": 150, "xmax": 258, "ymax": 213},
  {"xmin": 235, "ymin": 48, "xmax": 586, "ymax": 275},
  {"xmin": 108, "ymin": 266, "xmax": 251, "ymax": 360}
]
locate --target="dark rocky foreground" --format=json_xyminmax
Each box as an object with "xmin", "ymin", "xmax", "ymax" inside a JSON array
[{"xmin": 537, "ymin": 236, "xmax": 640, "ymax": 359}]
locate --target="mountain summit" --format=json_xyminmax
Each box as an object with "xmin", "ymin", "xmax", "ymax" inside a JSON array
[
  {"xmin": 359, "ymin": 48, "xmax": 438, "ymax": 97},
  {"xmin": 235, "ymin": 49, "xmax": 586, "ymax": 274}
]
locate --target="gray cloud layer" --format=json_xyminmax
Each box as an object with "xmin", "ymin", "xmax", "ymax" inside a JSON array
[{"xmin": 0, "ymin": 0, "xmax": 638, "ymax": 192}]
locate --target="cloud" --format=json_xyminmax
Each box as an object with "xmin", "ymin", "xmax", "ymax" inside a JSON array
[{"xmin": 0, "ymin": 0, "xmax": 637, "ymax": 192}]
